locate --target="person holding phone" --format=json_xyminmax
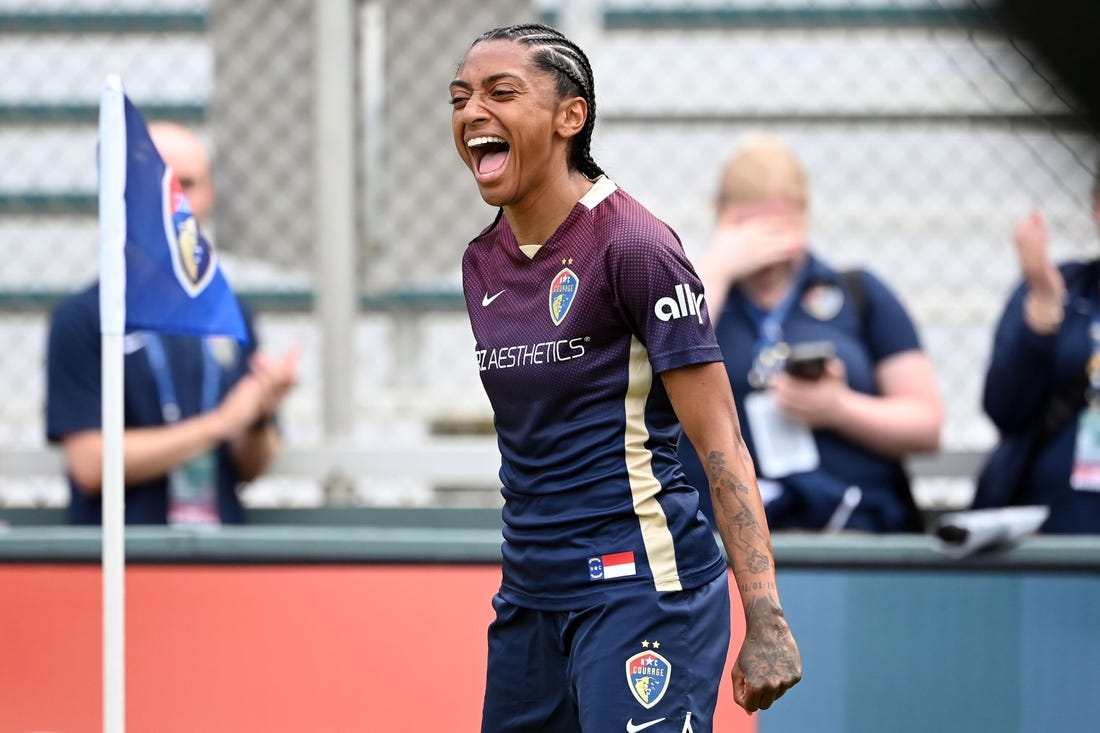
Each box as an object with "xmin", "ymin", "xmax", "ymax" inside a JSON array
[{"xmin": 678, "ymin": 134, "xmax": 943, "ymax": 532}]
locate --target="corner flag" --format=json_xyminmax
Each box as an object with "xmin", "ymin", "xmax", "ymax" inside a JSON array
[
  {"xmin": 97, "ymin": 75, "xmax": 247, "ymax": 733},
  {"xmin": 104, "ymin": 85, "xmax": 248, "ymax": 341}
]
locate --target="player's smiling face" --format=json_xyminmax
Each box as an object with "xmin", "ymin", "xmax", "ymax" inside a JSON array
[{"xmin": 450, "ymin": 40, "xmax": 566, "ymax": 208}]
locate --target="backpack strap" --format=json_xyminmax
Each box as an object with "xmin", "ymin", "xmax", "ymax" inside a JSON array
[
  {"xmin": 839, "ymin": 268, "xmax": 870, "ymax": 338},
  {"xmin": 837, "ymin": 268, "xmax": 921, "ymax": 522}
]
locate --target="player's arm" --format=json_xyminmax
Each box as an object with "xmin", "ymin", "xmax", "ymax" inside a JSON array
[{"xmin": 662, "ymin": 361, "xmax": 802, "ymax": 713}]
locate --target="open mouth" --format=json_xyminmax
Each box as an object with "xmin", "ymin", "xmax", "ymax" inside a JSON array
[{"xmin": 467, "ymin": 135, "xmax": 510, "ymax": 176}]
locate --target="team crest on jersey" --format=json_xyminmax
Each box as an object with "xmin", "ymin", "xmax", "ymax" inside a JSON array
[
  {"xmin": 549, "ymin": 268, "xmax": 579, "ymax": 325},
  {"xmin": 626, "ymin": 650, "xmax": 671, "ymax": 709},
  {"xmin": 800, "ymin": 282, "xmax": 844, "ymax": 321},
  {"xmin": 163, "ymin": 168, "xmax": 216, "ymax": 296}
]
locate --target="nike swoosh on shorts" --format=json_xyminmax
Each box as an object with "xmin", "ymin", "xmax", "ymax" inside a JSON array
[{"xmin": 626, "ymin": 718, "xmax": 666, "ymax": 732}]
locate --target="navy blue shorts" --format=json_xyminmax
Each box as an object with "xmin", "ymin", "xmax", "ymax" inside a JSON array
[{"xmin": 480, "ymin": 572, "xmax": 731, "ymax": 733}]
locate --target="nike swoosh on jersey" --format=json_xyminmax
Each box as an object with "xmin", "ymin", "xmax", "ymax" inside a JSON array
[
  {"xmin": 626, "ymin": 718, "xmax": 666, "ymax": 732},
  {"xmin": 482, "ymin": 289, "xmax": 506, "ymax": 306}
]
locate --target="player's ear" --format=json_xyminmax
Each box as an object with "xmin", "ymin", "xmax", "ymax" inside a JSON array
[{"xmin": 556, "ymin": 96, "xmax": 587, "ymax": 140}]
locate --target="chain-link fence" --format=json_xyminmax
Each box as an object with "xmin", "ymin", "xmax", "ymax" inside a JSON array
[{"xmin": 1, "ymin": 0, "xmax": 1098, "ymax": 509}]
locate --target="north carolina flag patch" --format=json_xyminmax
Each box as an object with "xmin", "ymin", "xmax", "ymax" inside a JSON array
[{"xmin": 588, "ymin": 551, "xmax": 636, "ymax": 581}]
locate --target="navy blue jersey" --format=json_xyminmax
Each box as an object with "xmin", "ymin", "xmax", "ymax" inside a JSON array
[
  {"xmin": 462, "ymin": 177, "xmax": 727, "ymax": 610},
  {"xmin": 45, "ymin": 282, "xmax": 256, "ymax": 525}
]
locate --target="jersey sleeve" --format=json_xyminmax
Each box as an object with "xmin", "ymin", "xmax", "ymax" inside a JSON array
[
  {"xmin": 607, "ymin": 228, "xmax": 723, "ymax": 374},
  {"xmin": 857, "ymin": 269, "xmax": 922, "ymax": 362},
  {"xmin": 45, "ymin": 293, "xmax": 103, "ymax": 442}
]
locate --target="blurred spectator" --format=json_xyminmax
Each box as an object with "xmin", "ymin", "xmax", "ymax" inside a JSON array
[
  {"xmin": 974, "ymin": 163, "xmax": 1100, "ymax": 533},
  {"xmin": 678, "ymin": 133, "xmax": 942, "ymax": 532},
  {"xmin": 45, "ymin": 122, "xmax": 299, "ymax": 525}
]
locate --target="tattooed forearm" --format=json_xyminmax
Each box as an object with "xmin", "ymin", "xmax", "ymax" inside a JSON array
[
  {"xmin": 739, "ymin": 579, "xmax": 777, "ymax": 595},
  {"xmin": 745, "ymin": 549, "xmax": 770, "ymax": 573},
  {"xmin": 745, "ymin": 594, "xmax": 784, "ymax": 622},
  {"xmin": 707, "ymin": 453, "xmax": 756, "ymax": 527},
  {"xmin": 706, "ymin": 450, "xmax": 773, "ymax": 577},
  {"xmin": 706, "ymin": 450, "xmax": 767, "ymax": 538},
  {"xmin": 706, "ymin": 451, "xmax": 746, "ymax": 494}
]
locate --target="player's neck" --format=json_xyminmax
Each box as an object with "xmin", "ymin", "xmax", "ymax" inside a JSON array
[{"xmin": 504, "ymin": 172, "xmax": 593, "ymax": 247}]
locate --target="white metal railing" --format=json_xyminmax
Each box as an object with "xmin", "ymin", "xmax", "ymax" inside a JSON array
[{"xmin": 1, "ymin": 443, "xmax": 983, "ymax": 510}]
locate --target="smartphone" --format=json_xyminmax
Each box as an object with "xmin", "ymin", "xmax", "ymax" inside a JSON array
[{"xmin": 784, "ymin": 340, "xmax": 835, "ymax": 380}]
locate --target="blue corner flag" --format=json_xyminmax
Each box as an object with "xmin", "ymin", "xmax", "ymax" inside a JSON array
[{"xmin": 107, "ymin": 92, "xmax": 248, "ymax": 342}]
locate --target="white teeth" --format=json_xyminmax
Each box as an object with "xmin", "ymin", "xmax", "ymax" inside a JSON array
[{"xmin": 467, "ymin": 136, "xmax": 506, "ymax": 148}]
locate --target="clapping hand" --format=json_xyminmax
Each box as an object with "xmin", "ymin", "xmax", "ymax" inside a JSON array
[
  {"xmin": 1013, "ymin": 210, "xmax": 1064, "ymax": 300},
  {"xmin": 216, "ymin": 346, "xmax": 301, "ymax": 438}
]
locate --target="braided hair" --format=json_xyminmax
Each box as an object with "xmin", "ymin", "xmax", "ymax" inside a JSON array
[{"xmin": 470, "ymin": 23, "xmax": 605, "ymax": 180}]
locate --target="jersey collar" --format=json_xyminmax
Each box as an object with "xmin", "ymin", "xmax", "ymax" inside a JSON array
[{"xmin": 578, "ymin": 175, "xmax": 617, "ymax": 210}]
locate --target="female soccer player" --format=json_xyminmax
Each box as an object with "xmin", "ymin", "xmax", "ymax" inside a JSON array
[{"xmin": 450, "ymin": 24, "xmax": 801, "ymax": 732}]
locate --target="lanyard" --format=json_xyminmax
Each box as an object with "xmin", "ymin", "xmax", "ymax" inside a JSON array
[
  {"xmin": 742, "ymin": 264, "xmax": 809, "ymax": 389},
  {"xmin": 142, "ymin": 333, "xmax": 220, "ymax": 423},
  {"xmin": 1087, "ymin": 314, "xmax": 1100, "ymax": 407}
]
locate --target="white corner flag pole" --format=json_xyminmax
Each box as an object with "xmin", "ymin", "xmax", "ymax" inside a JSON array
[{"xmin": 98, "ymin": 74, "xmax": 127, "ymax": 733}]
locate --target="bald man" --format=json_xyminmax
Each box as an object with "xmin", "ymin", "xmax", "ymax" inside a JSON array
[
  {"xmin": 148, "ymin": 121, "xmax": 215, "ymax": 224},
  {"xmin": 45, "ymin": 122, "xmax": 299, "ymax": 525}
]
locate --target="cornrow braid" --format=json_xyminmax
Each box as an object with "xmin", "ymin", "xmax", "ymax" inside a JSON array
[{"xmin": 472, "ymin": 24, "xmax": 605, "ymax": 180}]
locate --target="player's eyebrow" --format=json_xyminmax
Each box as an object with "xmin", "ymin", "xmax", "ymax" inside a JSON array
[{"xmin": 449, "ymin": 72, "xmax": 525, "ymax": 91}]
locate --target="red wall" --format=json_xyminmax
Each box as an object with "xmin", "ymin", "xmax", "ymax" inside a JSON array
[{"xmin": 0, "ymin": 565, "xmax": 754, "ymax": 732}]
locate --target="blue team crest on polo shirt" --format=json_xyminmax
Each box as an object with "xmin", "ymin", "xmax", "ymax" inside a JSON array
[
  {"xmin": 800, "ymin": 281, "xmax": 844, "ymax": 321},
  {"xmin": 626, "ymin": 649, "xmax": 671, "ymax": 709},
  {"xmin": 163, "ymin": 168, "xmax": 216, "ymax": 296},
  {"xmin": 549, "ymin": 267, "xmax": 579, "ymax": 325}
]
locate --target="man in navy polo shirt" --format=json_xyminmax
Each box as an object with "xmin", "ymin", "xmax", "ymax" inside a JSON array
[{"xmin": 45, "ymin": 122, "xmax": 299, "ymax": 525}]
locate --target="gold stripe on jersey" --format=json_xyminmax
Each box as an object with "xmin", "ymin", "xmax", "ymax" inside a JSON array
[{"xmin": 624, "ymin": 336, "xmax": 683, "ymax": 592}]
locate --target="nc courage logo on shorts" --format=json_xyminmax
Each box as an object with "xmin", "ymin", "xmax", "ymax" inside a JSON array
[{"xmin": 626, "ymin": 649, "xmax": 671, "ymax": 709}]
